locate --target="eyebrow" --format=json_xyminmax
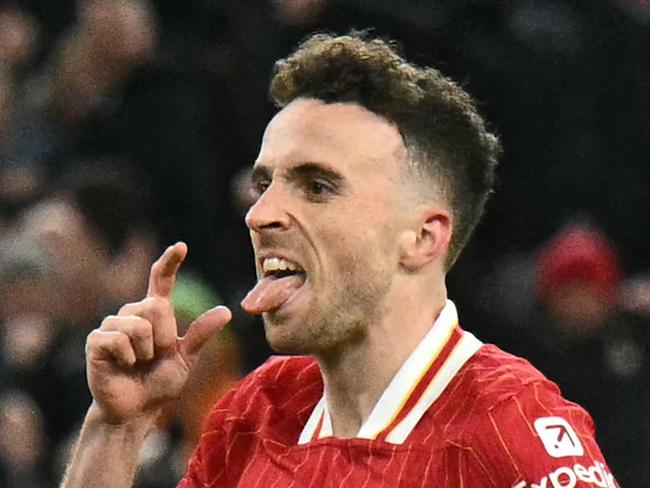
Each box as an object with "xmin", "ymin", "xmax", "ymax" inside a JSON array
[
  {"xmin": 287, "ymin": 162, "xmax": 344, "ymax": 186},
  {"xmin": 251, "ymin": 162, "xmax": 344, "ymax": 186}
]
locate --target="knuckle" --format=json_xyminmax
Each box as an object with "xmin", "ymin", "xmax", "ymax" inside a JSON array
[
  {"xmin": 142, "ymin": 296, "xmax": 158, "ymax": 307},
  {"xmin": 86, "ymin": 329, "xmax": 112, "ymax": 355},
  {"xmin": 132, "ymin": 318, "xmax": 153, "ymax": 339},
  {"xmin": 86, "ymin": 329, "xmax": 102, "ymax": 347},
  {"xmin": 118, "ymin": 302, "xmax": 136, "ymax": 315},
  {"xmin": 115, "ymin": 332, "xmax": 131, "ymax": 348},
  {"xmin": 100, "ymin": 315, "xmax": 119, "ymax": 330},
  {"xmin": 145, "ymin": 295, "xmax": 172, "ymax": 315}
]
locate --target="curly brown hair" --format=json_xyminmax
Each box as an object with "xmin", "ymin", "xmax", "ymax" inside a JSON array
[{"xmin": 270, "ymin": 32, "xmax": 501, "ymax": 268}]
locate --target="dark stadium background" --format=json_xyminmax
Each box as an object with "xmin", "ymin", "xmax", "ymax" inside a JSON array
[{"xmin": 0, "ymin": 0, "xmax": 648, "ymax": 486}]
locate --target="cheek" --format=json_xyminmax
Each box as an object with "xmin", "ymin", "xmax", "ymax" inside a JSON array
[
  {"xmin": 321, "ymin": 230, "xmax": 391, "ymax": 283},
  {"xmin": 310, "ymin": 203, "xmax": 400, "ymax": 277}
]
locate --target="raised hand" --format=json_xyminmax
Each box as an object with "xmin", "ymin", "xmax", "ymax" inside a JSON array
[{"xmin": 85, "ymin": 242, "xmax": 231, "ymax": 424}]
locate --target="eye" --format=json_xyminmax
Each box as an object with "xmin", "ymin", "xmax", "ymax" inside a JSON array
[
  {"xmin": 304, "ymin": 179, "xmax": 337, "ymax": 202},
  {"xmin": 309, "ymin": 180, "xmax": 330, "ymax": 196},
  {"xmin": 251, "ymin": 180, "xmax": 270, "ymax": 198}
]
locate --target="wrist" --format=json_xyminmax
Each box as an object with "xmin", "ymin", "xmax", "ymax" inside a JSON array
[{"xmin": 86, "ymin": 402, "xmax": 158, "ymax": 438}]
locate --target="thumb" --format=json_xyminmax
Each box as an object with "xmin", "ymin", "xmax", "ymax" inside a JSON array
[{"xmin": 180, "ymin": 306, "xmax": 232, "ymax": 360}]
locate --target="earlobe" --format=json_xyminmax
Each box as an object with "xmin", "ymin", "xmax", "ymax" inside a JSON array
[{"xmin": 399, "ymin": 210, "xmax": 452, "ymax": 272}]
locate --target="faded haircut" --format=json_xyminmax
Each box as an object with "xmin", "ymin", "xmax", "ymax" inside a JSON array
[{"xmin": 270, "ymin": 31, "xmax": 501, "ymax": 268}]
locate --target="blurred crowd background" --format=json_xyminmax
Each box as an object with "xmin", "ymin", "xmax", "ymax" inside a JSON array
[{"xmin": 0, "ymin": 0, "xmax": 648, "ymax": 486}]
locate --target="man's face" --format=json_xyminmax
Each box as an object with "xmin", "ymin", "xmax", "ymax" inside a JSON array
[
  {"xmin": 18, "ymin": 198, "xmax": 109, "ymax": 324},
  {"xmin": 20, "ymin": 199, "xmax": 107, "ymax": 292},
  {"xmin": 243, "ymin": 98, "xmax": 413, "ymax": 354}
]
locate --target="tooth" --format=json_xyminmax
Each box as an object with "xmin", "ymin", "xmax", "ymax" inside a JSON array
[
  {"xmin": 262, "ymin": 256, "xmax": 304, "ymax": 275},
  {"xmin": 264, "ymin": 257, "xmax": 280, "ymax": 273}
]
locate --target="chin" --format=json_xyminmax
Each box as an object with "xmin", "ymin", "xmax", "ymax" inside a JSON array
[
  {"xmin": 262, "ymin": 314, "xmax": 311, "ymax": 355},
  {"xmin": 263, "ymin": 311, "xmax": 364, "ymax": 356},
  {"xmin": 265, "ymin": 331, "xmax": 313, "ymax": 355}
]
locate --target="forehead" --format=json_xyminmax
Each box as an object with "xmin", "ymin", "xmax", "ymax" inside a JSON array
[{"xmin": 256, "ymin": 98, "xmax": 407, "ymax": 176}]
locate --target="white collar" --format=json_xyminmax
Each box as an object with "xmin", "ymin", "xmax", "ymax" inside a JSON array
[{"xmin": 298, "ymin": 300, "xmax": 482, "ymax": 445}]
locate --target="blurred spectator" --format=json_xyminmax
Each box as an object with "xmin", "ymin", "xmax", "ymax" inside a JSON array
[
  {"xmin": 536, "ymin": 222, "xmax": 622, "ymax": 337},
  {"xmin": 0, "ymin": 1, "xmax": 647, "ymax": 486},
  {"xmin": 0, "ymin": 3, "xmax": 42, "ymax": 226},
  {"xmin": 0, "ymin": 236, "xmax": 58, "ymax": 486},
  {"xmin": 273, "ymin": 0, "xmax": 328, "ymax": 27},
  {"xmin": 11, "ymin": 0, "xmax": 156, "ymax": 129},
  {"xmin": 0, "ymin": 4, "xmax": 39, "ymax": 70},
  {"xmin": 19, "ymin": 162, "xmax": 158, "ymax": 325},
  {"xmin": 0, "ymin": 234, "xmax": 59, "ymax": 410},
  {"xmin": 1, "ymin": 162, "xmax": 242, "ymax": 485},
  {"xmin": 0, "ymin": 162, "xmax": 160, "ymax": 479},
  {"xmin": 516, "ymin": 223, "xmax": 650, "ymax": 486},
  {"xmin": 0, "ymin": 3, "xmax": 40, "ymax": 102},
  {"xmin": 3, "ymin": 0, "xmax": 226, "ymax": 288},
  {"xmin": 0, "ymin": 390, "xmax": 48, "ymax": 488},
  {"xmin": 620, "ymin": 273, "xmax": 650, "ymax": 317},
  {"xmin": 0, "ymin": 233, "xmax": 57, "ymax": 320}
]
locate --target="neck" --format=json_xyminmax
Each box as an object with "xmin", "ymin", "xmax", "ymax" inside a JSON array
[{"xmin": 315, "ymin": 282, "xmax": 447, "ymax": 438}]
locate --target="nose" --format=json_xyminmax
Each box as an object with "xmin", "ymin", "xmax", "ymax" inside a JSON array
[{"xmin": 245, "ymin": 183, "xmax": 291, "ymax": 233}]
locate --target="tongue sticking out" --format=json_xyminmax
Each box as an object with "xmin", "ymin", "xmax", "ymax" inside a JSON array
[{"xmin": 241, "ymin": 275, "xmax": 305, "ymax": 314}]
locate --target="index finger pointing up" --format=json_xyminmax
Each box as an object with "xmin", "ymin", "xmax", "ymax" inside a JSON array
[{"xmin": 147, "ymin": 242, "xmax": 188, "ymax": 299}]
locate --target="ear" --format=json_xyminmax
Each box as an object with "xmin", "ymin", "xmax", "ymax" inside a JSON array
[{"xmin": 399, "ymin": 207, "xmax": 452, "ymax": 272}]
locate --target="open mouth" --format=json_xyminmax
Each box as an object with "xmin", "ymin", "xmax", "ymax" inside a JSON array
[
  {"xmin": 270, "ymin": 269, "xmax": 306, "ymax": 280},
  {"xmin": 262, "ymin": 256, "xmax": 306, "ymax": 281},
  {"xmin": 241, "ymin": 256, "xmax": 308, "ymax": 315}
]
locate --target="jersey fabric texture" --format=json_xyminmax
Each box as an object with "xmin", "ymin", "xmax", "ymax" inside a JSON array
[{"xmin": 178, "ymin": 301, "xmax": 618, "ymax": 487}]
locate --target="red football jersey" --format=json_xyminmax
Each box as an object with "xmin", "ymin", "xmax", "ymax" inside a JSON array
[{"xmin": 178, "ymin": 302, "xmax": 618, "ymax": 487}]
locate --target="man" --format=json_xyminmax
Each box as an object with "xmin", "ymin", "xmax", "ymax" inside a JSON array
[{"xmin": 62, "ymin": 33, "xmax": 618, "ymax": 487}]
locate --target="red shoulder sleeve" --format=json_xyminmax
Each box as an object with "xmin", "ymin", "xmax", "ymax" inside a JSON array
[{"xmin": 459, "ymin": 380, "xmax": 620, "ymax": 487}]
